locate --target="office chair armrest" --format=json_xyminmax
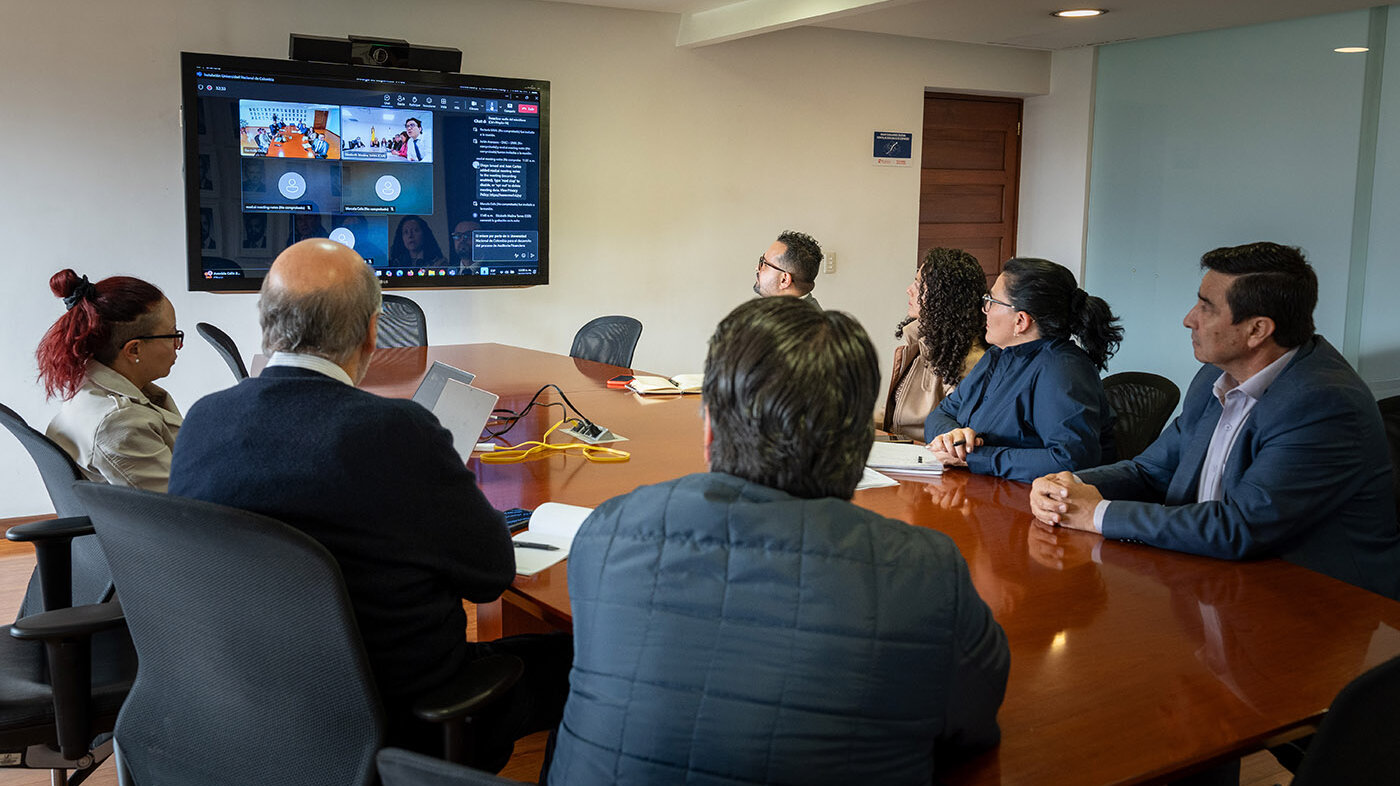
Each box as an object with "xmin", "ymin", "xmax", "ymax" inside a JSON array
[
  {"xmin": 10, "ymin": 602, "xmax": 127, "ymax": 760},
  {"xmin": 415, "ymin": 654, "xmax": 524, "ymax": 721},
  {"xmin": 414, "ymin": 654, "xmax": 525, "ymax": 766},
  {"xmin": 6, "ymin": 515, "xmax": 94, "ymax": 543},
  {"xmin": 10, "ymin": 602, "xmax": 125, "ymax": 641},
  {"xmin": 7, "ymin": 516, "xmax": 95, "ymax": 612}
]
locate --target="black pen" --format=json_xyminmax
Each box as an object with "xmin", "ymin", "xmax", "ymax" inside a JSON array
[
  {"xmin": 952, "ymin": 438, "xmax": 966, "ymax": 447},
  {"xmin": 513, "ymin": 541, "xmax": 560, "ymax": 551}
]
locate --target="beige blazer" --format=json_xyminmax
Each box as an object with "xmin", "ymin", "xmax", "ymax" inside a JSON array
[
  {"xmin": 879, "ymin": 321, "xmax": 984, "ymax": 441},
  {"xmin": 46, "ymin": 362, "xmax": 182, "ymax": 492}
]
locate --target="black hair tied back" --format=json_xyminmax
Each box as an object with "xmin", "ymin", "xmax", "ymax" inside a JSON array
[
  {"xmin": 1070, "ymin": 287, "xmax": 1088, "ymax": 317},
  {"xmin": 63, "ymin": 275, "xmax": 98, "ymax": 311}
]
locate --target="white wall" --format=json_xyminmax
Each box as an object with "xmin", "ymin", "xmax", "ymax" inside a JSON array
[
  {"xmin": 0, "ymin": 0, "xmax": 1051, "ymax": 517},
  {"xmin": 1017, "ymin": 47, "xmax": 1097, "ymax": 279}
]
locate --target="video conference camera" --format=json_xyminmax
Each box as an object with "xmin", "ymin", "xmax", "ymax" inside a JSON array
[{"xmin": 289, "ymin": 34, "xmax": 462, "ymax": 73}]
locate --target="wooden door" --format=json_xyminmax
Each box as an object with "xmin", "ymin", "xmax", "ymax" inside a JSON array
[{"xmin": 918, "ymin": 93, "xmax": 1022, "ymax": 284}]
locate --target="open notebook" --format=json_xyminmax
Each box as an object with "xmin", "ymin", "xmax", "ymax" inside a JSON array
[{"xmin": 513, "ymin": 502, "xmax": 593, "ymax": 576}]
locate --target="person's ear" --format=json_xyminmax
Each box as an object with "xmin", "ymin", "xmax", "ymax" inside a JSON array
[
  {"xmin": 119, "ymin": 338, "xmax": 142, "ymax": 365},
  {"xmin": 365, "ymin": 311, "xmax": 380, "ymax": 355},
  {"xmin": 1244, "ymin": 316, "xmax": 1277, "ymax": 349},
  {"xmin": 702, "ymin": 409, "xmax": 714, "ymax": 465}
]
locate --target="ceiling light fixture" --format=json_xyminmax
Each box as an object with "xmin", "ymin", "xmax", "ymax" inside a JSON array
[
  {"xmin": 1334, "ymin": 46, "xmax": 1369, "ymax": 53},
  {"xmin": 1053, "ymin": 9, "xmax": 1106, "ymax": 18}
]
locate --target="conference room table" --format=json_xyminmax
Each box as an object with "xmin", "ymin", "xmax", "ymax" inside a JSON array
[{"xmin": 342, "ymin": 342, "xmax": 1400, "ymax": 786}]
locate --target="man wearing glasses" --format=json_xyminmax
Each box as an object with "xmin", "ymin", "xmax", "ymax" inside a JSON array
[{"xmin": 753, "ymin": 229, "xmax": 822, "ymax": 307}]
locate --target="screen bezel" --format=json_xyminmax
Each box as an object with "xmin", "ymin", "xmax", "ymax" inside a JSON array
[{"xmin": 180, "ymin": 51, "xmax": 550, "ymax": 293}]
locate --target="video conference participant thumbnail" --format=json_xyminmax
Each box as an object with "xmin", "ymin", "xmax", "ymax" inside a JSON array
[
  {"xmin": 329, "ymin": 215, "xmax": 390, "ymax": 267},
  {"xmin": 241, "ymin": 158, "xmax": 340, "ymax": 214},
  {"xmin": 341, "ymin": 163, "xmax": 433, "ymax": 216},
  {"xmin": 341, "ymin": 107, "xmax": 434, "ymax": 163},
  {"xmin": 239, "ymin": 99, "xmax": 342, "ymax": 160}
]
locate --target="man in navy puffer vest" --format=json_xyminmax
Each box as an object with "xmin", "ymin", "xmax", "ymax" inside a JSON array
[{"xmin": 548, "ymin": 296, "xmax": 1010, "ymax": 785}]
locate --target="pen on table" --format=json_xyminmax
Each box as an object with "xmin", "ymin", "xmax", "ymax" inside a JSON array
[{"xmin": 513, "ymin": 541, "xmax": 560, "ymax": 551}]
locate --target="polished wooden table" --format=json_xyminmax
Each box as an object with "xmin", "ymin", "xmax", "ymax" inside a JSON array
[{"xmin": 355, "ymin": 343, "xmax": 1400, "ymax": 786}]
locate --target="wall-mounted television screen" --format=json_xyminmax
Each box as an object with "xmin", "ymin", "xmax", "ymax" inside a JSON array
[{"xmin": 180, "ymin": 51, "xmax": 549, "ymax": 292}]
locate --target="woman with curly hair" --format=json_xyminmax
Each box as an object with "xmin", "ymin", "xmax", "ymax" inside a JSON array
[
  {"xmin": 879, "ymin": 247, "xmax": 988, "ymax": 440},
  {"xmin": 927, "ymin": 257, "xmax": 1123, "ymax": 482},
  {"xmin": 37, "ymin": 270, "xmax": 183, "ymax": 491}
]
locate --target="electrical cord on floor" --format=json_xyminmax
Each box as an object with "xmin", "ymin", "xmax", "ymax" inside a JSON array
[{"xmin": 480, "ymin": 417, "xmax": 630, "ymax": 464}]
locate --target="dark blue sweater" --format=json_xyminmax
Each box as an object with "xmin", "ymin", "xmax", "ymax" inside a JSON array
[
  {"xmin": 169, "ymin": 366, "xmax": 513, "ymax": 712},
  {"xmin": 925, "ymin": 337, "xmax": 1115, "ymax": 482}
]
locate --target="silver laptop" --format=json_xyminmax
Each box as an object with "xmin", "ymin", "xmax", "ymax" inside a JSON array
[
  {"xmin": 411, "ymin": 361, "xmax": 476, "ymax": 409},
  {"xmin": 432, "ymin": 378, "xmax": 500, "ymax": 461}
]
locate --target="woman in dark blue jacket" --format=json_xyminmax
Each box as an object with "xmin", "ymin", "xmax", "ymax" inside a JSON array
[{"xmin": 925, "ymin": 257, "xmax": 1122, "ymax": 482}]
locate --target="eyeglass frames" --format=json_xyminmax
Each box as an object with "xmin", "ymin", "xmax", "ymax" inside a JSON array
[
  {"xmin": 133, "ymin": 330, "xmax": 185, "ymax": 350},
  {"xmin": 981, "ymin": 293, "xmax": 1015, "ymax": 312}
]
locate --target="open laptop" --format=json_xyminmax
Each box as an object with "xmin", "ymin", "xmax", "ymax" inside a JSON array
[
  {"xmin": 411, "ymin": 362, "xmax": 498, "ymax": 460},
  {"xmin": 411, "ymin": 360, "xmax": 476, "ymax": 409}
]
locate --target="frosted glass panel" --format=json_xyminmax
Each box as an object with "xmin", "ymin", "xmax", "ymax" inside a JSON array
[
  {"xmin": 1085, "ymin": 11, "xmax": 1371, "ymax": 392},
  {"xmin": 1361, "ymin": 7, "xmax": 1400, "ymax": 397}
]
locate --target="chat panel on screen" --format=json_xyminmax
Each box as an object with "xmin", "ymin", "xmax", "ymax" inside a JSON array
[
  {"xmin": 241, "ymin": 157, "xmax": 340, "ymax": 213},
  {"xmin": 341, "ymin": 107, "xmax": 434, "ymax": 163},
  {"xmin": 239, "ymin": 100, "xmax": 343, "ymax": 160}
]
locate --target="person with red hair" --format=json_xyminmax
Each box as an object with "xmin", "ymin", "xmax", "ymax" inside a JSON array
[{"xmin": 37, "ymin": 269, "xmax": 183, "ymax": 491}]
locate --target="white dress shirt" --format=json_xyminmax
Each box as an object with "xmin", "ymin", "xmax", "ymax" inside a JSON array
[{"xmin": 265, "ymin": 351, "xmax": 354, "ymax": 386}]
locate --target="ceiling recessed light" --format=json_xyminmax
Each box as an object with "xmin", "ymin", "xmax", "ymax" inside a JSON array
[
  {"xmin": 1334, "ymin": 46, "xmax": 1369, "ymax": 53},
  {"xmin": 1053, "ymin": 9, "xmax": 1106, "ymax": 18}
]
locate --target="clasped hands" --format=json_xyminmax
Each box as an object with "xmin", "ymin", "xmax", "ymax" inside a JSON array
[{"xmin": 1028, "ymin": 471, "xmax": 1103, "ymax": 533}]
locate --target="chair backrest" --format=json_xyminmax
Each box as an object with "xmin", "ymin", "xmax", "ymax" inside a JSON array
[
  {"xmin": 1102, "ymin": 372, "xmax": 1181, "ymax": 460},
  {"xmin": 379, "ymin": 295, "xmax": 428, "ymax": 348},
  {"xmin": 0, "ymin": 402, "xmax": 114, "ymax": 615},
  {"xmin": 377, "ymin": 748, "xmax": 521, "ymax": 786},
  {"xmin": 1291, "ymin": 653, "xmax": 1400, "ymax": 785},
  {"xmin": 76, "ymin": 482, "xmax": 384, "ymax": 786},
  {"xmin": 1379, "ymin": 395, "xmax": 1400, "ymax": 519},
  {"xmin": 196, "ymin": 322, "xmax": 249, "ymax": 382},
  {"xmin": 569, "ymin": 315, "xmax": 643, "ymax": 368}
]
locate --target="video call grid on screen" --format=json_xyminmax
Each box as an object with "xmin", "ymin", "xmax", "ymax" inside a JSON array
[{"xmin": 182, "ymin": 52, "xmax": 549, "ymax": 291}]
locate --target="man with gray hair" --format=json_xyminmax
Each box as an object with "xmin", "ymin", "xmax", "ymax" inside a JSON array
[{"xmin": 170, "ymin": 239, "xmax": 570, "ymax": 771}]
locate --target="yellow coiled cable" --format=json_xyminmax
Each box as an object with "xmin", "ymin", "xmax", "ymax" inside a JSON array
[{"xmin": 479, "ymin": 418, "xmax": 630, "ymax": 464}]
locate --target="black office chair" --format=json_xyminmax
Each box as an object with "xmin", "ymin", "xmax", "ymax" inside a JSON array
[
  {"xmin": 570, "ymin": 315, "xmax": 642, "ymax": 368},
  {"xmin": 1289, "ymin": 653, "xmax": 1400, "ymax": 785},
  {"xmin": 1379, "ymin": 395, "xmax": 1399, "ymax": 518},
  {"xmin": 0, "ymin": 407, "xmax": 133, "ymax": 783},
  {"xmin": 195, "ymin": 322, "xmax": 249, "ymax": 382},
  {"xmin": 379, "ymin": 294, "xmax": 429, "ymax": 348},
  {"xmin": 0, "ymin": 542, "xmax": 132, "ymax": 785},
  {"xmin": 76, "ymin": 483, "xmax": 523, "ymax": 786},
  {"xmin": 1102, "ymin": 372, "xmax": 1180, "ymax": 460},
  {"xmin": 0, "ymin": 403, "xmax": 114, "ymax": 615},
  {"xmin": 377, "ymin": 748, "xmax": 522, "ymax": 786}
]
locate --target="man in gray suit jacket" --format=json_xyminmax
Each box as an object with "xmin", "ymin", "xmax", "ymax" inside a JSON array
[{"xmin": 1029, "ymin": 242, "xmax": 1400, "ymax": 600}]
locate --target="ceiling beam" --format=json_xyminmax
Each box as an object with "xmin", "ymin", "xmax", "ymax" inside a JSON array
[{"xmin": 676, "ymin": 0, "xmax": 922, "ymax": 47}]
